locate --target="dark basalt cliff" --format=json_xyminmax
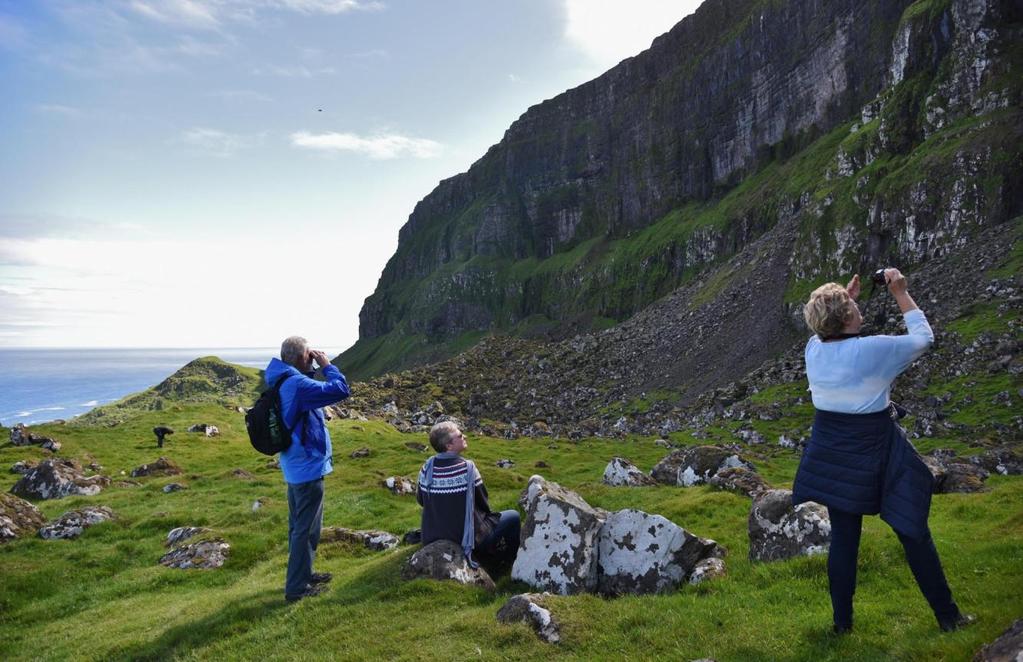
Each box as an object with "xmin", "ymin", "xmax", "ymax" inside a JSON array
[{"xmin": 341, "ymin": 0, "xmax": 1023, "ymax": 380}]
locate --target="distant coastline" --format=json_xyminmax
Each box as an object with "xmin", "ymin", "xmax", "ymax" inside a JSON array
[{"xmin": 0, "ymin": 347, "xmax": 346, "ymax": 426}]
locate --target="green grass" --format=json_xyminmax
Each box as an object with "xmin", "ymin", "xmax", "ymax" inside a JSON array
[{"xmin": 2, "ymin": 403, "xmax": 1020, "ymax": 661}]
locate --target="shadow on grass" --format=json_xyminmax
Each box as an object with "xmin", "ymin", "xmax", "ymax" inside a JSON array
[{"xmin": 108, "ymin": 588, "xmax": 289, "ymax": 661}]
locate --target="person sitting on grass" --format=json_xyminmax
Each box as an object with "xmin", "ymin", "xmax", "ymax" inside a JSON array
[{"xmin": 416, "ymin": 421, "xmax": 520, "ymax": 573}]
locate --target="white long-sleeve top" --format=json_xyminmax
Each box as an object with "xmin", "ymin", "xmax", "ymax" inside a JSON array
[{"xmin": 805, "ymin": 308, "xmax": 934, "ymax": 414}]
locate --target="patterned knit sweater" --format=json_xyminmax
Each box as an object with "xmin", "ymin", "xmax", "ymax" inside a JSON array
[{"xmin": 417, "ymin": 455, "xmax": 498, "ymax": 547}]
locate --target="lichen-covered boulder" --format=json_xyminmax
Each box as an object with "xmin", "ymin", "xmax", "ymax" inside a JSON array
[
  {"xmin": 689, "ymin": 557, "xmax": 727, "ymax": 585},
  {"xmin": 350, "ymin": 447, "xmax": 371, "ymax": 458},
  {"xmin": 131, "ymin": 457, "xmax": 183, "ymax": 478},
  {"xmin": 923, "ymin": 455, "xmax": 989, "ymax": 493},
  {"xmin": 602, "ymin": 457, "xmax": 658, "ymax": 487},
  {"xmin": 0, "ymin": 493, "xmax": 46, "ymax": 542},
  {"xmin": 708, "ymin": 467, "xmax": 770, "ymax": 498},
  {"xmin": 383, "ymin": 476, "xmax": 415, "ymax": 495},
  {"xmin": 401, "ymin": 539, "xmax": 495, "ymax": 590},
  {"xmin": 10, "ymin": 459, "xmax": 110, "ymax": 500},
  {"xmin": 10, "ymin": 423, "xmax": 32, "ymax": 446},
  {"xmin": 39, "ymin": 506, "xmax": 115, "ymax": 539},
  {"xmin": 322, "ymin": 527, "xmax": 400, "ymax": 551},
  {"xmin": 166, "ymin": 526, "xmax": 210, "ymax": 547},
  {"xmin": 496, "ymin": 459, "xmax": 515, "ymax": 469},
  {"xmin": 162, "ymin": 483, "xmax": 187, "ymax": 493},
  {"xmin": 187, "ymin": 423, "xmax": 220, "ymax": 437},
  {"xmin": 231, "ymin": 469, "xmax": 254, "ymax": 480},
  {"xmin": 10, "ymin": 460, "xmax": 37, "ymax": 475},
  {"xmin": 969, "ymin": 447, "xmax": 1023, "ymax": 476},
  {"xmin": 160, "ymin": 539, "xmax": 230, "ymax": 569},
  {"xmin": 512, "ymin": 475, "xmax": 606, "ymax": 595},
  {"xmin": 496, "ymin": 593, "xmax": 561, "ymax": 644},
  {"xmin": 650, "ymin": 445, "xmax": 755, "ymax": 487},
  {"xmin": 974, "ymin": 618, "xmax": 1023, "ymax": 661},
  {"xmin": 748, "ymin": 489, "xmax": 830, "ymax": 562},
  {"xmin": 596, "ymin": 509, "xmax": 724, "ymax": 596}
]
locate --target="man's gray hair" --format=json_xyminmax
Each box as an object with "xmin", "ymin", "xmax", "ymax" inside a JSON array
[
  {"xmin": 428, "ymin": 421, "xmax": 460, "ymax": 453},
  {"xmin": 281, "ymin": 336, "xmax": 309, "ymax": 367}
]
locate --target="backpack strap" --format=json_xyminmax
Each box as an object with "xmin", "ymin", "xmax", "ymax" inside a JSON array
[{"xmin": 274, "ymin": 372, "xmax": 310, "ymax": 448}]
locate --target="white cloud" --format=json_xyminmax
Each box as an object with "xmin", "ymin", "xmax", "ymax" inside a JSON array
[
  {"xmin": 0, "ymin": 235, "xmax": 365, "ymax": 348},
  {"xmin": 563, "ymin": 0, "xmax": 701, "ymax": 70},
  {"xmin": 180, "ymin": 127, "xmax": 262, "ymax": 157},
  {"xmin": 129, "ymin": 0, "xmax": 220, "ymax": 28},
  {"xmin": 271, "ymin": 0, "xmax": 385, "ymax": 15},
  {"xmin": 252, "ymin": 64, "xmax": 336, "ymax": 78},
  {"xmin": 35, "ymin": 103, "xmax": 84, "ymax": 117},
  {"xmin": 290, "ymin": 131, "xmax": 443, "ymax": 159}
]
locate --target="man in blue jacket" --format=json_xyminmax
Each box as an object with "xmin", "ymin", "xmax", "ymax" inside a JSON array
[{"xmin": 264, "ymin": 336, "xmax": 351, "ymax": 602}]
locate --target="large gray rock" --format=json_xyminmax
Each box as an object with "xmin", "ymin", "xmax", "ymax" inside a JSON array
[
  {"xmin": 602, "ymin": 457, "xmax": 658, "ymax": 487},
  {"xmin": 39, "ymin": 506, "xmax": 115, "ymax": 540},
  {"xmin": 0, "ymin": 493, "xmax": 46, "ymax": 543},
  {"xmin": 322, "ymin": 527, "xmax": 400, "ymax": 551},
  {"xmin": 131, "ymin": 457, "xmax": 183, "ymax": 478},
  {"xmin": 401, "ymin": 539, "xmax": 495, "ymax": 590},
  {"xmin": 383, "ymin": 476, "xmax": 415, "ymax": 495},
  {"xmin": 496, "ymin": 593, "xmax": 561, "ymax": 644},
  {"xmin": 708, "ymin": 467, "xmax": 770, "ymax": 498},
  {"xmin": 10, "ymin": 460, "xmax": 37, "ymax": 475},
  {"xmin": 748, "ymin": 489, "xmax": 830, "ymax": 562},
  {"xmin": 923, "ymin": 455, "xmax": 989, "ymax": 493},
  {"xmin": 187, "ymin": 423, "xmax": 220, "ymax": 437},
  {"xmin": 512, "ymin": 475, "xmax": 606, "ymax": 595},
  {"xmin": 160, "ymin": 539, "xmax": 230, "ymax": 569},
  {"xmin": 650, "ymin": 445, "xmax": 755, "ymax": 487},
  {"xmin": 10, "ymin": 459, "xmax": 110, "ymax": 500},
  {"xmin": 166, "ymin": 526, "xmax": 210, "ymax": 547},
  {"xmin": 969, "ymin": 448, "xmax": 1023, "ymax": 476},
  {"xmin": 596, "ymin": 509, "xmax": 724, "ymax": 596},
  {"xmin": 973, "ymin": 618, "xmax": 1023, "ymax": 661}
]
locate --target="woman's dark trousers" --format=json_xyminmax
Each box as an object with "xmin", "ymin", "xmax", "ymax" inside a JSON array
[
  {"xmin": 827, "ymin": 507, "xmax": 959, "ymax": 628},
  {"xmin": 286, "ymin": 477, "xmax": 324, "ymax": 597}
]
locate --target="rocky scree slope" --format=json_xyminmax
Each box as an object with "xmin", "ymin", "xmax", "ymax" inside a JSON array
[{"xmin": 341, "ymin": 0, "xmax": 1022, "ymax": 379}]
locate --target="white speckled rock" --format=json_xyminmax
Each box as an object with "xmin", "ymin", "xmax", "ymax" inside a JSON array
[
  {"xmin": 602, "ymin": 457, "xmax": 658, "ymax": 487},
  {"xmin": 322, "ymin": 526, "xmax": 400, "ymax": 551},
  {"xmin": 688, "ymin": 557, "xmax": 727, "ymax": 585},
  {"xmin": 10, "ymin": 459, "xmax": 110, "ymax": 500},
  {"xmin": 160, "ymin": 539, "xmax": 230, "ymax": 569},
  {"xmin": 383, "ymin": 476, "xmax": 416, "ymax": 495},
  {"xmin": 401, "ymin": 539, "xmax": 495, "ymax": 590},
  {"xmin": 596, "ymin": 509, "xmax": 724, "ymax": 596},
  {"xmin": 650, "ymin": 446, "xmax": 755, "ymax": 487},
  {"xmin": 496, "ymin": 593, "xmax": 560, "ymax": 644},
  {"xmin": 0, "ymin": 493, "xmax": 46, "ymax": 543},
  {"xmin": 511, "ymin": 475, "xmax": 606, "ymax": 595},
  {"xmin": 748, "ymin": 489, "xmax": 830, "ymax": 562},
  {"xmin": 39, "ymin": 506, "xmax": 115, "ymax": 540},
  {"xmin": 165, "ymin": 526, "xmax": 210, "ymax": 547}
]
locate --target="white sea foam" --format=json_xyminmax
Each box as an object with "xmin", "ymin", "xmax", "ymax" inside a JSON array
[{"xmin": 80, "ymin": 400, "xmax": 99, "ymax": 407}]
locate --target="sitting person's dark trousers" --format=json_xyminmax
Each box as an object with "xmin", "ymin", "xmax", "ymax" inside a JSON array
[{"xmin": 416, "ymin": 421, "xmax": 519, "ymax": 571}]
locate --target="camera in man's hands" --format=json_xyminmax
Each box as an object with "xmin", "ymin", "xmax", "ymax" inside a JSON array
[{"xmin": 871, "ymin": 269, "xmax": 888, "ymax": 286}]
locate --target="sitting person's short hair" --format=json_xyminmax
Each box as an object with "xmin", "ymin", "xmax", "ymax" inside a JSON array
[
  {"xmin": 429, "ymin": 421, "xmax": 459, "ymax": 453},
  {"xmin": 804, "ymin": 283, "xmax": 857, "ymax": 338}
]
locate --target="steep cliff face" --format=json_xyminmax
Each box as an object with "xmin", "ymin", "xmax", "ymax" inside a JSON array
[{"xmin": 342, "ymin": 0, "xmax": 1022, "ymax": 379}]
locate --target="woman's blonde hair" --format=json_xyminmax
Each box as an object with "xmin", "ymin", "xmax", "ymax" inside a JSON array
[{"xmin": 803, "ymin": 283, "xmax": 858, "ymax": 337}]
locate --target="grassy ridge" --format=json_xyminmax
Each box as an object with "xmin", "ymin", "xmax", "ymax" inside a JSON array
[{"xmin": 2, "ymin": 405, "xmax": 1020, "ymax": 661}]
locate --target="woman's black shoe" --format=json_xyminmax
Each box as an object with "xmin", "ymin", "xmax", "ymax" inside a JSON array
[
  {"xmin": 940, "ymin": 613, "xmax": 977, "ymax": 632},
  {"xmin": 833, "ymin": 623, "xmax": 853, "ymax": 635}
]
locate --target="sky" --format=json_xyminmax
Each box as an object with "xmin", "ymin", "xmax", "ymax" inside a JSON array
[{"xmin": 0, "ymin": 0, "xmax": 700, "ymax": 350}]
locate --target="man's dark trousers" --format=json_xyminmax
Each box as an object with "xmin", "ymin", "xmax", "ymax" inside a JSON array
[
  {"xmin": 286, "ymin": 477, "xmax": 324, "ymax": 597},
  {"xmin": 827, "ymin": 507, "xmax": 958, "ymax": 628}
]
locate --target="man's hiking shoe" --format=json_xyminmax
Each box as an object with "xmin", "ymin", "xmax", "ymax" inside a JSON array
[
  {"xmin": 309, "ymin": 572, "xmax": 333, "ymax": 585},
  {"xmin": 285, "ymin": 584, "xmax": 325, "ymax": 603},
  {"xmin": 940, "ymin": 613, "xmax": 977, "ymax": 632},
  {"xmin": 832, "ymin": 623, "xmax": 853, "ymax": 635}
]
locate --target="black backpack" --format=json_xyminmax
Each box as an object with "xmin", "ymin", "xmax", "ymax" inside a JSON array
[{"xmin": 245, "ymin": 374, "xmax": 295, "ymax": 456}]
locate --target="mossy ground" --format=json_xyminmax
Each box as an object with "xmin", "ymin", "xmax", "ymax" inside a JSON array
[{"xmin": 1, "ymin": 404, "xmax": 1020, "ymax": 661}]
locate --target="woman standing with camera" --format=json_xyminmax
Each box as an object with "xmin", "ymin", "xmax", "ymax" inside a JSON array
[{"xmin": 793, "ymin": 268, "xmax": 975, "ymax": 634}]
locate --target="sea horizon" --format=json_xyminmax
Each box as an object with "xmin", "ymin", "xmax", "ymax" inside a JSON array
[{"xmin": 0, "ymin": 346, "xmax": 347, "ymax": 426}]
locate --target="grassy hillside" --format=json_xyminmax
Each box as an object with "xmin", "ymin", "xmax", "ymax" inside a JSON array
[{"xmin": 2, "ymin": 404, "xmax": 1020, "ymax": 661}]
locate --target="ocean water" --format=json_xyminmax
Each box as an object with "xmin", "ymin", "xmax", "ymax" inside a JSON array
[{"xmin": 0, "ymin": 348, "xmax": 343, "ymax": 426}]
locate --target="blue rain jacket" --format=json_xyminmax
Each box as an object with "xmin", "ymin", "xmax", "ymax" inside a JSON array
[
  {"xmin": 793, "ymin": 407, "xmax": 934, "ymax": 540},
  {"xmin": 264, "ymin": 357, "xmax": 351, "ymax": 484}
]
